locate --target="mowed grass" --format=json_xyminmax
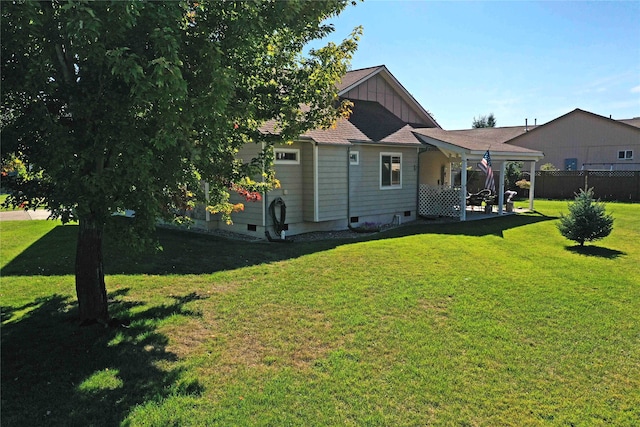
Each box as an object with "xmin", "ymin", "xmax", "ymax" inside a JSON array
[{"xmin": 1, "ymin": 200, "xmax": 639, "ymax": 426}]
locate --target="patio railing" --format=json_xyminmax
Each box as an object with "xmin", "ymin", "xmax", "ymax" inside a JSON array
[{"xmin": 419, "ymin": 184, "xmax": 461, "ymax": 218}]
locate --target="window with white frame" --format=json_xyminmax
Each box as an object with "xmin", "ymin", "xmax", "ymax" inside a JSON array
[
  {"xmin": 380, "ymin": 152, "xmax": 402, "ymax": 188},
  {"xmin": 349, "ymin": 151, "xmax": 359, "ymax": 165},
  {"xmin": 618, "ymin": 150, "xmax": 633, "ymax": 160},
  {"xmin": 274, "ymin": 148, "xmax": 300, "ymax": 164}
]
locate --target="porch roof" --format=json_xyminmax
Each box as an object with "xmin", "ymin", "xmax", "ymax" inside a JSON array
[{"xmin": 412, "ymin": 127, "xmax": 544, "ymax": 162}]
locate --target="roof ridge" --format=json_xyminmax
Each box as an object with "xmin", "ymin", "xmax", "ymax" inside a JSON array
[{"xmin": 345, "ymin": 65, "xmax": 386, "ymax": 74}]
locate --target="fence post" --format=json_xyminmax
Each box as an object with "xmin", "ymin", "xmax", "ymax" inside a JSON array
[{"xmin": 584, "ymin": 171, "xmax": 588, "ymax": 191}]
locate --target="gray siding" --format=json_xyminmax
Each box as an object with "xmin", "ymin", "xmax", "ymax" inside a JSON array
[
  {"xmin": 316, "ymin": 145, "xmax": 349, "ymax": 221},
  {"xmin": 268, "ymin": 142, "xmax": 305, "ymax": 226},
  {"xmin": 349, "ymin": 145, "xmax": 418, "ymax": 218},
  {"xmin": 302, "ymin": 143, "xmax": 315, "ymax": 221}
]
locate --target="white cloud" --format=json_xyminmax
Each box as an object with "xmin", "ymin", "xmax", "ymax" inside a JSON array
[{"xmin": 631, "ymin": 85, "xmax": 640, "ymax": 93}]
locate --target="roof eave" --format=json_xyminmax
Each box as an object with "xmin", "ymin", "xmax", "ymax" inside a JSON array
[{"xmin": 414, "ymin": 133, "xmax": 544, "ymax": 161}]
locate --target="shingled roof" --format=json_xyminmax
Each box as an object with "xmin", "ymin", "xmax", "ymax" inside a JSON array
[
  {"xmin": 412, "ymin": 126, "xmax": 544, "ymax": 160},
  {"xmin": 413, "ymin": 127, "xmax": 535, "ymax": 151},
  {"xmin": 619, "ymin": 117, "xmax": 640, "ymax": 128},
  {"xmin": 260, "ymin": 81, "xmax": 425, "ymax": 146},
  {"xmin": 336, "ymin": 65, "xmax": 385, "ymax": 93}
]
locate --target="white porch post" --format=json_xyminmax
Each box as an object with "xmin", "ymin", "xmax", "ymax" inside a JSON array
[
  {"xmin": 529, "ymin": 161, "xmax": 536, "ymax": 211},
  {"xmin": 460, "ymin": 154, "xmax": 467, "ymax": 221},
  {"xmin": 498, "ymin": 161, "xmax": 506, "ymax": 215}
]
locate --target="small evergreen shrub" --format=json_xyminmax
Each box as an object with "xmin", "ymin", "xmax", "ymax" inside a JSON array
[{"xmin": 557, "ymin": 188, "xmax": 613, "ymax": 246}]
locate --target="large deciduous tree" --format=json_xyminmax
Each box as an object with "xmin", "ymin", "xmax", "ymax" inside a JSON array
[{"xmin": 1, "ymin": 0, "xmax": 360, "ymax": 324}]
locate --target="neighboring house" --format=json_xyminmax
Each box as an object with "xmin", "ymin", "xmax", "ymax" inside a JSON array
[
  {"xmin": 194, "ymin": 65, "xmax": 545, "ymax": 237},
  {"xmin": 507, "ymin": 109, "xmax": 640, "ymax": 171}
]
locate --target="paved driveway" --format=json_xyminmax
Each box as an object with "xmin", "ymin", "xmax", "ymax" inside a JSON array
[{"xmin": 0, "ymin": 210, "xmax": 52, "ymax": 221}]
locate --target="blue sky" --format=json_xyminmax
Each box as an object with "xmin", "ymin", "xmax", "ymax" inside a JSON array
[{"xmin": 317, "ymin": 1, "xmax": 640, "ymax": 130}]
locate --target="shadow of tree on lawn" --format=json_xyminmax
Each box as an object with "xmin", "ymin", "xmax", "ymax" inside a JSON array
[
  {"xmin": 381, "ymin": 211, "xmax": 559, "ymax": 239},
  {"xmin": 1, "ymin": 211, "xmax": 560, "ymax": 277},
  {"xmin": 565, "ymin": 245, "xmax": 626, "ymax": 259},
  {"xmin": 1, "ymin": 289, "xmax": 206, "ymax": 426}
]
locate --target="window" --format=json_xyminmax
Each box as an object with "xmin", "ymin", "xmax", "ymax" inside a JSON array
[
  {"xmin": 349, "ymin": 151, "xmax": 359, "ymax": 165},
  {"xmin": 618, "ymin": 150, "xmax": 633, "ymax": 160},
  {"xmin": 274, "ymin": 148, "xmax": 299, "ymax": 164},
  {"xmin": 380, "ymin": 152, "xmax": 402, "ymax": 188},
  {"xmin": 564, "ymin": 158, "xmax": 577, "ymax": 171}
]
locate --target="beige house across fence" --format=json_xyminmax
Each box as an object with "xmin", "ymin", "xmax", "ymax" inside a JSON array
[{"xmin": 507, "ymin": 109, "xmax": 640, "ymax": 172}]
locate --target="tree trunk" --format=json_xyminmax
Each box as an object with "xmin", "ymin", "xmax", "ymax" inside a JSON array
[{"xmin": 75, "ymin": 215, "xmax": 109, "ymax": 323}]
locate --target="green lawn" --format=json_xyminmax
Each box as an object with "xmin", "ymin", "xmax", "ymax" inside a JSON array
[
  {"xmin": 0, "ymin": 193, "xmax": 13, "ymax": 211},
  {"xmin": 1, "ymin": 200, "xmax": 639, "ymax": 426}
]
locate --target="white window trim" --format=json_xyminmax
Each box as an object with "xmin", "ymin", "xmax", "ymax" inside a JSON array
[
  {"xmin": 380, "ymin": 152, "xmax": 402, "ymax": 190},
  {"xmin": 274, "ymin": 148, "xmax": 300, "ymax": 164},
  {"xmin": 618, "ymin": 150, "xmax": 633, "ymax": 160},
  {"xmin": 349, "ymin": 151, "xmax": 360, "ymax": 165}
]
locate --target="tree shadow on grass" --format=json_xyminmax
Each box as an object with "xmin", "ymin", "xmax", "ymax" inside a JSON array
[
  {"xmin": 1, "ymin": 289, "xmax": 206, "ymax": 426},
  {"xmin": 1, "ymin": 211, "xmax": 559, "ymax": 277},
  {"xmin": 380, "ymin": 211, "xmax": 559, "ymax": 239},
  {"xmin": 565, "ymin": 245, "xmax": 626, "ymax": 259}
]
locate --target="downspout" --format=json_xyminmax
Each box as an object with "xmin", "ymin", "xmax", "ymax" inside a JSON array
[
  {"xmin": 314, "ymin": 142, "xmax": 319, "ymax": 222},
  {"xmin": 262, "ymin": 141, "xmax": 269, "ymax": 232},
  {"xmin": 347, "ymin": 145, "xmax": 351, "ymax": 225},
  {"xmin": 204, "ymin": 182, "xmax": 210, "ymax": 222}
]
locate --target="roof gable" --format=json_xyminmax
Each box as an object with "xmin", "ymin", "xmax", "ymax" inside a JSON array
[
  {"xmin": 507, "ymin": 108, "xmax": 640, "ymax": 147},
  {"xmin": 339, "ymin": 65, "xmax": 440, "ymax": 129}
]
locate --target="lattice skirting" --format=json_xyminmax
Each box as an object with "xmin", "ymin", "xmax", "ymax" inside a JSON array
[{"xmin": 419, "ymin": 185, "xmax": 461, "ymax": 218}]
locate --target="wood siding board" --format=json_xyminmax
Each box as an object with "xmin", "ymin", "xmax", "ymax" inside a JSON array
[
  {"xmin": 394, "ymin": 94, "xmax": 402, "ymax": 118},
  {"xmin": 302, "ymin": 143, "xmax": 315, "ymax": 221},
  {"xmin": 358, "ymin": 83, "xmax": 367, "ymax": 99},
  {"xmin": 316, "ymin": 146, "xmax": 348, "ymax": 221}
]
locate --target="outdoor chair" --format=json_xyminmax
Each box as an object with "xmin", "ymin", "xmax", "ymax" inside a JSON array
[{"xmin": 466, "ymin": 189, "xmax": 491, "ymax": 211}]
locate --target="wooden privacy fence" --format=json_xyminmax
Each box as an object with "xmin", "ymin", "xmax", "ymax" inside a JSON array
[{"xmin": 534, "ymin": 170, "xmax": 640, "ymax": 201}]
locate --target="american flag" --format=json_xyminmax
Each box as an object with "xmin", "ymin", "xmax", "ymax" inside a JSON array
[{"xmin": 478, "ymin": 150, "xmax": 495, "ymax": 193}]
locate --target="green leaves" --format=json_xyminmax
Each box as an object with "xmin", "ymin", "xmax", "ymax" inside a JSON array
[
  {"xmin": 2, "ymin": 0, "xmax": 359, "ymax": 247},
  {"xmin": 557, "ymin": 188, "xmax": 614, "ymax": 246}
]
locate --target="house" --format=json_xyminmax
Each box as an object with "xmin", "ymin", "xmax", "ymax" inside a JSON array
[
  {"xmin": 506, "ymin": 109, "xmax": 640, "ymax": 171},
  {"xmin": 195, "ymin": 65, "xmax": 545, "ymax": 237}
]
